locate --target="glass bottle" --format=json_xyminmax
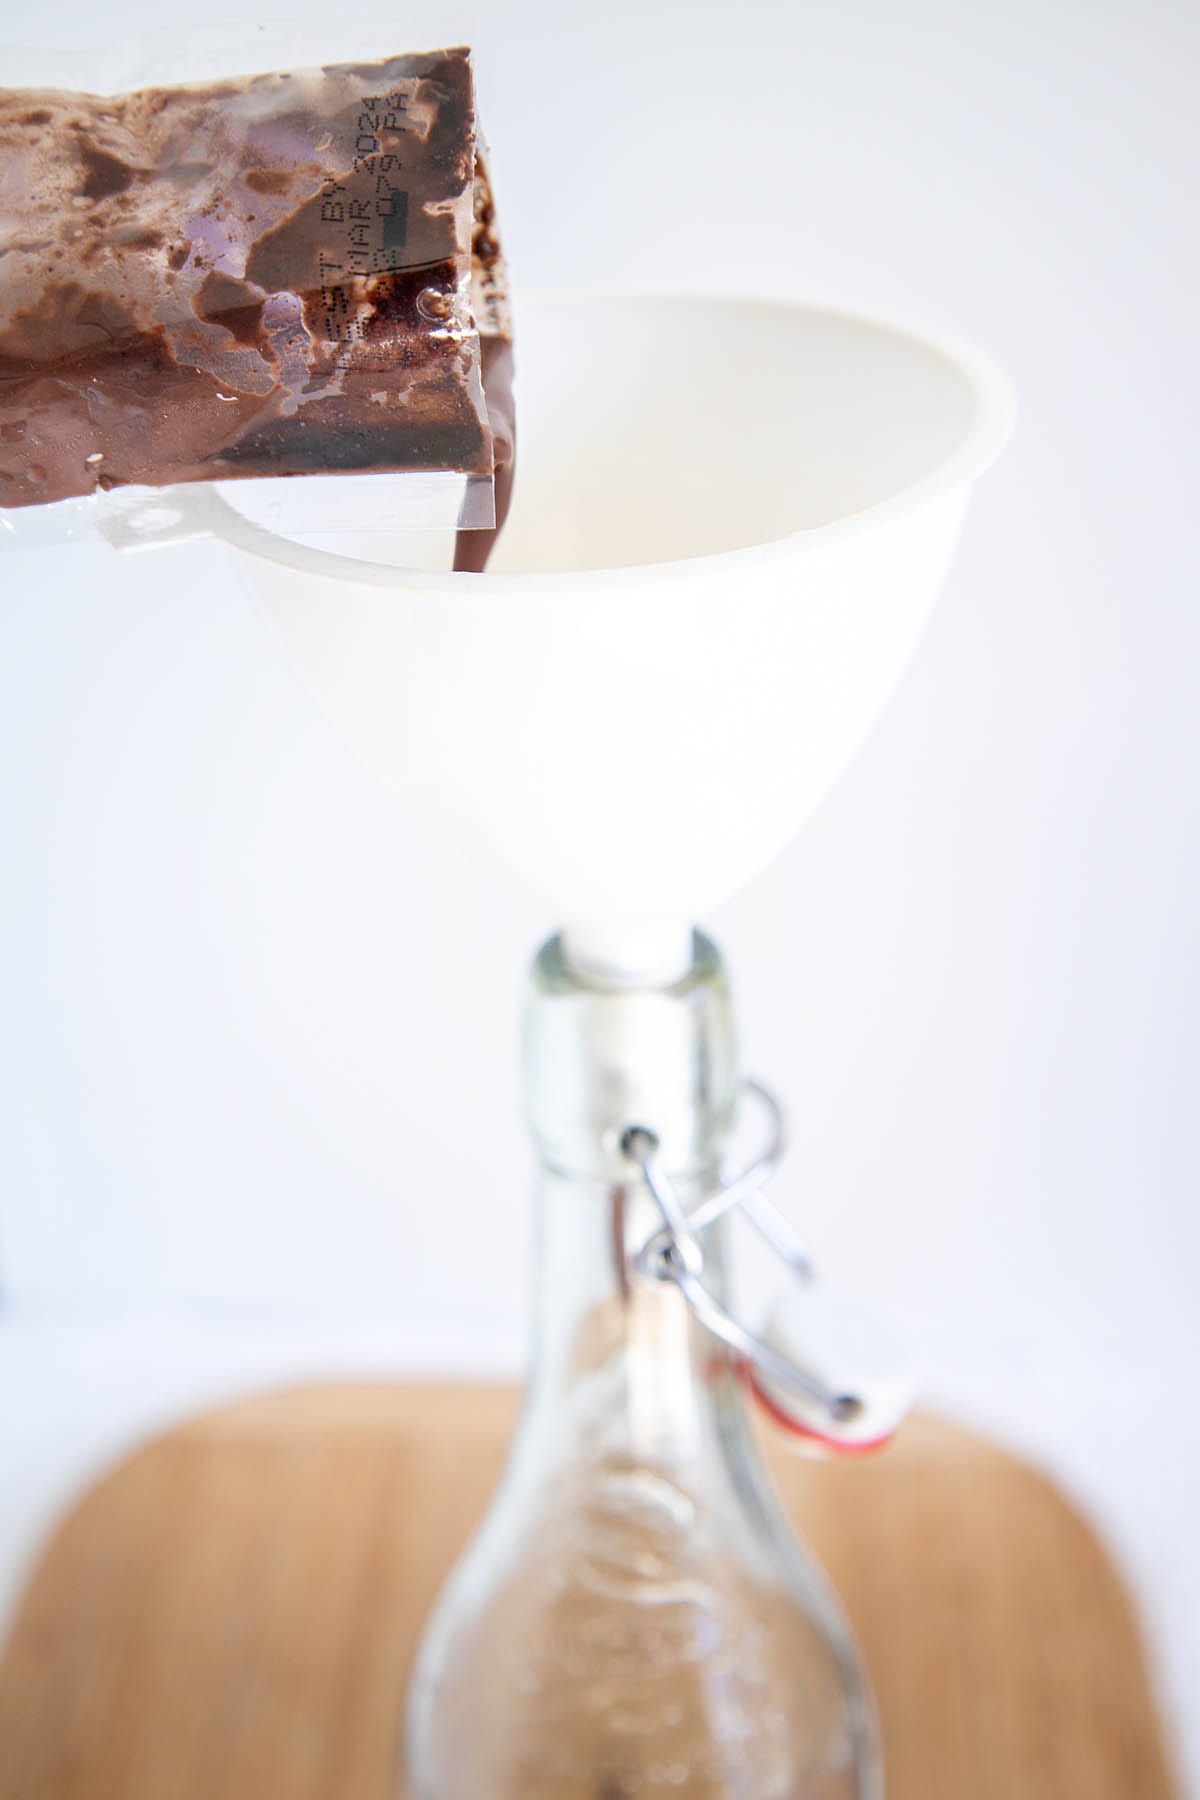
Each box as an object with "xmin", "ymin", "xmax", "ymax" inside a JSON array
[{"xmin": 407, "ymin": 931, "xmax": 879, "ymax": 1799}]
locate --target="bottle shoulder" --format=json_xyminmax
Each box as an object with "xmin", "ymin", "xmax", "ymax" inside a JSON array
[{"xmin": 409, "ymin": 1367, "xmax": 874, "ymax": 1800}]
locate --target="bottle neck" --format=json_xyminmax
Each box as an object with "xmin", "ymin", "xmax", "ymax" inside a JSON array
[
  {"xmin": 519, "ymin": 932, "xmax": 740, "ymax": 1466},
  {"xmin": 526, "ymin": 1167, "xmax": 731, "ymax": 1466},
  {"xmin": 522, "ymin": 930, "xmax": 738, "ymax": 1182}
]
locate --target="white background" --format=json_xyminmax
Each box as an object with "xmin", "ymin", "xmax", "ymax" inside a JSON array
[{"xmin": 2, "ymin": 0, "xmax": 1198, "ymax": 1787}]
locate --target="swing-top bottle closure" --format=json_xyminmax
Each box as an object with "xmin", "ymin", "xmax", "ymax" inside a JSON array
[{"xmin": 523, "ymin": 932, "xmax": 916, "ymax": 1456}]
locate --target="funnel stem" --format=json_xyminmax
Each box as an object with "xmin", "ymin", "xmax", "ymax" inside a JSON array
[{"xmin": 560, "ymin": 920, "xmax": 695, "ymax": 988}]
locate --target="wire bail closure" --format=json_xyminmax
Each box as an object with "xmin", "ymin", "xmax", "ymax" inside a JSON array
[{"xmin": 620, "ymin": 1080, "xmax": 865, "ymax": 1429}]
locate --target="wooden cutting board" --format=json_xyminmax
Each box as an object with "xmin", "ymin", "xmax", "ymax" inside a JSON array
[{"xmin": 0, "ymin": 1384, "xmax": 1177, "ymax": 1800}]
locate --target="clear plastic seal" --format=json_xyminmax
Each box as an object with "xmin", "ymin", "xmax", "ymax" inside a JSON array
[{"xmin": 0, "ymin": 32, "xmax": 511, "ymax": 548}]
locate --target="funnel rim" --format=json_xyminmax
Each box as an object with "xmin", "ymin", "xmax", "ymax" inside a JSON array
[{"xmin": 210, "ymin": 289, "xmax": 1016, "ymax": 590}]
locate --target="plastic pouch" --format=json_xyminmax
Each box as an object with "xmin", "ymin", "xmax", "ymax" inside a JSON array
[{"xmin": 0, "ymin": 35, "xmax": 511, "ymax": 548}]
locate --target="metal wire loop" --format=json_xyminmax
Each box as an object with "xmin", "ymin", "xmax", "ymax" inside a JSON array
[{"xmin": 621, "ymin": 1079, "xmax": 861, "ymax": 1425}]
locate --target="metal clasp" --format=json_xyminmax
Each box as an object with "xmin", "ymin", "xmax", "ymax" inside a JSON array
[
  {"xmin": 620, "ymin": 1083, "xmax": 861, "ymax": 1427},
  {"xmin": 620, "ymin": 1079, "xmax": 914, "ymax": 1449}
]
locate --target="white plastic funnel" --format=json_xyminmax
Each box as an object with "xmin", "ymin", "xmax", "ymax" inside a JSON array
[{"xmin": 208, "ymin": 293, "xmax": 1014, "ymax": 982}]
